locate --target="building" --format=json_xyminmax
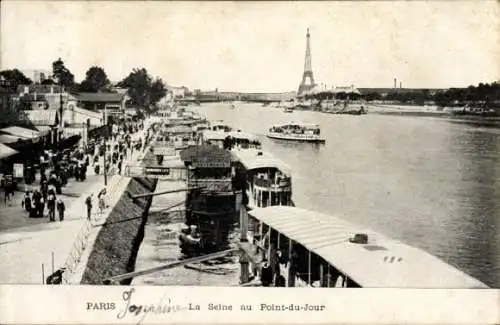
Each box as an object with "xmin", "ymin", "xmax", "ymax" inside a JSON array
[
  {"xmin": 24, "ymin": 109, "xmax": 61, "ymax": 144},
  {"xmin": 21, "ymin": 69, "xmax": 51, "ymax": 84},
  {"xmin": 16, "ymin": 84, "xmax": 67, "ymax": 110},
  {"xmin": 0, "ymin": 86, "xmax": 12, "ymax": 115},
  {"xmin": 167, "ymin": 86, "xmax": 188, "ymax": 99},
  {"xmin": 63, "ymin": 106, "xmax": 103, "ymax": 128},
  {"xmin": 70, "ymin": 92, "xmax": 126, "ymax": 111},
  {"xmin": 68, "ymin": 92, "xmax": 127, "ymax": 123}
]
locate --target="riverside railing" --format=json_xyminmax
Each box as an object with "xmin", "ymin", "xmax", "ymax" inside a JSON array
[
  {"xmin": 61, "ymin": 219, "xmax": 93, "ymax": 284},
  {"xmin": 60, "ymin": 173, "xmax": 125, "ymax": 284}
]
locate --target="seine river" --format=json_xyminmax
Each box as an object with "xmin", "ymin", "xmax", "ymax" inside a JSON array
[{"xmin": 193, "ymin": 102, "xmax": 500, "ymax": 288}]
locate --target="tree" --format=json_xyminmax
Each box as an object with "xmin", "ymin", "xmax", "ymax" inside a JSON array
[
  {"xmin": 41, "ymin": 78, "xmax": 55, "ymax": 85},
  {"xmin": 150, "ymin": 78, "xmax": 167, "ymax": 106},
  {"xmin": 118, "ymin": 68, "xmax": 167, "ymax": 113},
  {"xmin": 52, "ymin": 58, "xmax": 75, "ymax": 88},
  {"xmin": 0, "ymin": 69, "xmax": 32, "ymax": 91},
  {"xmin": 79, "ymin": 66, "xmax": 110, "ymax": 92}
]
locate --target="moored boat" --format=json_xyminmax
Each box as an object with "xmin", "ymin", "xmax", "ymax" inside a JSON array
[
  {"xmin": 244, "ymin": 206, "xmax": 489, "ymax": 288},
  {"xmin": 232, "ymin": 149, "xmax": 293, "ymax": 208},
  {"xmin": 210, "ymin": 120, "xmax": 233, "ymax": 132},
  {"xmin": 266, "ymin": 123, "xmax": 325, "ymax": 143}
]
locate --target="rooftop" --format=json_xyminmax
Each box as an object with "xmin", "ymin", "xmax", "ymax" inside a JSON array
[
  {"xmin": 16, "ymin": 84, "xmax": 64, "ymax": 94},
  {"xmin": 74, "ymin": 92, "xmax": 125, "ymax": 103},
  {"xmin": 0, "ymin": 126, "xmax": 41, "ymax": 139},
  {"xmin": 202, "ymin": 130, "xmax": 228, "ymax": 141},
  {"xmin": 248, "ymin": 206, "xmax": 487, "ymax": 289},
  {"xmin": 180, "ymin": 144, "xmax": 236, "ymax": 164},
  {"xmin": 232, "ymin": 149, "xmax": 292, "ymax": 175},
  {"xmin": 0, "ymin": 134, "xmax": 23, "ymax": 144},
  {"xmin": 25, "ymin": 109, "xmax": 58, "ymax": 126},
  {"xmin": 0, "ymin": 143, "xmax": 18, "ymax": 159}
]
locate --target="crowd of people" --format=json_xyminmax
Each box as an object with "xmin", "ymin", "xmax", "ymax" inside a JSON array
[
  {"xmin": 18, "ymin": 147, "xmax": 89, "ymax": 221},
  {"xmin": 4, "ymin": 118, "xmax": 151, "ymax": 225}
]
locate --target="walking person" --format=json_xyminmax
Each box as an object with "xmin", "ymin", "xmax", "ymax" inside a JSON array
[
  {"xmin": 2, "ymin": 188, "xmax": 7, "ymax": 208},
  {"xmin": 85, "ymin": 194, "xmax": 93, "ymax": 221},
  {"xmin": 40, "ymin": 180, "xmax": 48, "ymax": 202},
  {"xmin": 56, "ymin": 198, "xmax": 65, "ymax": 221},
  {"xmin": 22, "ymin": 190, "xmax": 32, "ymax": 213},
  {"xmin": 117, "ymin": 159, "xmax": 123, "ymax": 175},
  {"xmin": 47, "ymin": 191, "xmax": 56, "ymax": 222},
  {"xmin": 38, "ymin": 197, "xmax": 45, "ymax": 218},
  {"xmin": 97, "ymin": 188, "xmax": 106, "ymax": 217}
]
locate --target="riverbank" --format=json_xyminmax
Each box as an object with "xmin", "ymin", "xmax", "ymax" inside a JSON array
[
  {"xmin": 364, "ymin": 104, "xmax": 500, "ymax": 127},
  {"xmin": 79, "ymin": 176, "xmax": 158, "ymax": 285},
  {"xmin": 132, "ymin": 179, "xmax": 240, "ymax": 286}
]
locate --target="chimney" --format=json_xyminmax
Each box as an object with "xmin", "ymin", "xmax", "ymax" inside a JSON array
[
  {"xmin": 400, "ymin": 82, "xmax": 402, "ymax": 89},
  {"xmin": 394, "ymin": 78, "xmax": 397, "ymax": 89}
]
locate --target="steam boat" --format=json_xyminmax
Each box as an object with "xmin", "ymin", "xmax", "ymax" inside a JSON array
[{"xmin": 266, "ymin": 123, "xmax": 325, "ymax": 143}]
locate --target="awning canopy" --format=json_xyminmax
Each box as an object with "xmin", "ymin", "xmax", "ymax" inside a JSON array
[
  {"xmin": 35, "ymin": 125, "xmax": 53, "ymax": 135},
  {"xmin": 0, "ymin": 134, "xmax": 23, "ymax": 144},
  {"xmin": 0, "ymin": 143, "xmax": 19, "ymax": 159},
  {"xmin": 248, "ymin": 206, "xmax": 488, "ymax": 289},
  {"xmin": 0, "ymin": 126, "xmax": 41, "ymax": 139}
]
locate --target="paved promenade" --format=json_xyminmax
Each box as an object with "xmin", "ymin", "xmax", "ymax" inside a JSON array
[{"xmin": 0, "ymin": 129, "xmax": 150, "ymax": 284}]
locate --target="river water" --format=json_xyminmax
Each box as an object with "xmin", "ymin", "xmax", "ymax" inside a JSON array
[{"xmin": 192, "ymin": 102, "xmax": 500, "ymax": 288}]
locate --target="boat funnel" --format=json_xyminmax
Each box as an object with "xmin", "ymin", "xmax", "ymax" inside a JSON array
[{"xmin": 349, "ymin": 233, "xmax": 368, "ymax": 244}]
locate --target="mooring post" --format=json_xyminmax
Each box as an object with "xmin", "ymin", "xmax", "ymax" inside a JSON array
[
  {"xmin": 287, "ymin": 239, "xmax": 296, "ymax": 287},
  {"xmin": 308, "ymin": 250, "xmax": 312, "ymax": 286},
  {"xmin": 319, "ymin": 263, "xmax": 326, "ymax": 287},
  {"xmin": 240, "ymin": 207, "xmax": 248, "ymax": 242},
  {"xmin": 239, "ymin": 251, "xmax": 250, "ymax": 284},
  {"xmin": 269, "ymin": 242, "xmax": 277, "ymax": 285},
  {"xmin": 42, "ymin": 263, "xmax": 45, "ymax": 285},
  {"xmin": 51, "ymin": 252, "xmax": 55, "ymax": 273},
  {"xmin": 239, "ymin": 207, "xmax": 250, "ymax": 284}
]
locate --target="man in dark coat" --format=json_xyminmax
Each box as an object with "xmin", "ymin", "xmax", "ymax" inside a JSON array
[
  {"xmin": 47, "ymin": 191, "xmax": 56, "ymax": 222},
  {"xmin": 56, "ymin": 198, "xmax": 65, "ymax": 221},
  {"xmin": 85, "ymin": 194, "xmax": 93, "ymax": 221}
]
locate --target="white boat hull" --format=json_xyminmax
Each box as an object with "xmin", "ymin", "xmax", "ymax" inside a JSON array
[{"xmin": 266, "ymin": 132, "xmax": 326, "ymax": 143}]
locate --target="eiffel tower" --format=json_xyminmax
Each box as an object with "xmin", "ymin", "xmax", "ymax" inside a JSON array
[{"xmin": 297, "ymin": 28, "xmax": 316, "ymax": 95}]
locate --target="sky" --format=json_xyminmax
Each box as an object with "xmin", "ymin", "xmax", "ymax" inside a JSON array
[{"xmin": 1, "ymin": 1, "xmax": 499, "ymax": 92}]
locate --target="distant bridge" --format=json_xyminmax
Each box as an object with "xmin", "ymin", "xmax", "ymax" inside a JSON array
[{"xmin": 182, "ymin": 91, "xmax": 297, "ymax": 103}]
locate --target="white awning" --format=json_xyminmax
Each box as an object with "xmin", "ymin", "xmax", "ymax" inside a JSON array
[
  {"xmin": 0, "ymin": 126, "xmax": 41, "ymax": 139},
  {"xmin": 0, "ymin": 143, "xmax": 19, "ymax": 159}
]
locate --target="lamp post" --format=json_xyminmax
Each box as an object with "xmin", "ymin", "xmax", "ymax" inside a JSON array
[
  {"xmin": 103, "ymin": 107, "xmax": 108, "ymax": 186},
  {"xmin": 59, "ymin": 83, "xmax": 64, "ymax": 145}
]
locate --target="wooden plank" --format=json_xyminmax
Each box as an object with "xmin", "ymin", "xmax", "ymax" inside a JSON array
[
  {"xmin": 149, "ymin": 200, "xmax": 186, "ymax": 213},
  {"xmin": 130, "ymin": 186, "xmax": 204, "ymax": 199},
  {"xmin": 104, "ymin": 249, "xmax": 238, "ymax": 283}
]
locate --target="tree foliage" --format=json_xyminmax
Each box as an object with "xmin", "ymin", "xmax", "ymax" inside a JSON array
[
  {"xmin": 358, "ymin": 82, "xmax": 500, "ymax": 108},
  {"xmin": 117, "ymin": 68, "xmax": 167, "ymax": 112},
  {"xmin": 52, "ymin": 58, "xmax": 75, "ymax": 88},
  {"xmin": 0, "ymin": 69, "xmax": 32, "ymax": 91},
  {"xmin": 79, "ymin": 66, "xmax": 110, "ymax": 92},
  {"xmin": 433, "ymin": 82, "xmax": 500, "ymax": 107},
  {"xmin": 150, "ymin": 77, "xmax": 167, "ymax": 106},
  {"xmin": 41, "ymin": 79, "xmax": 55, "ymax": 85}
]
